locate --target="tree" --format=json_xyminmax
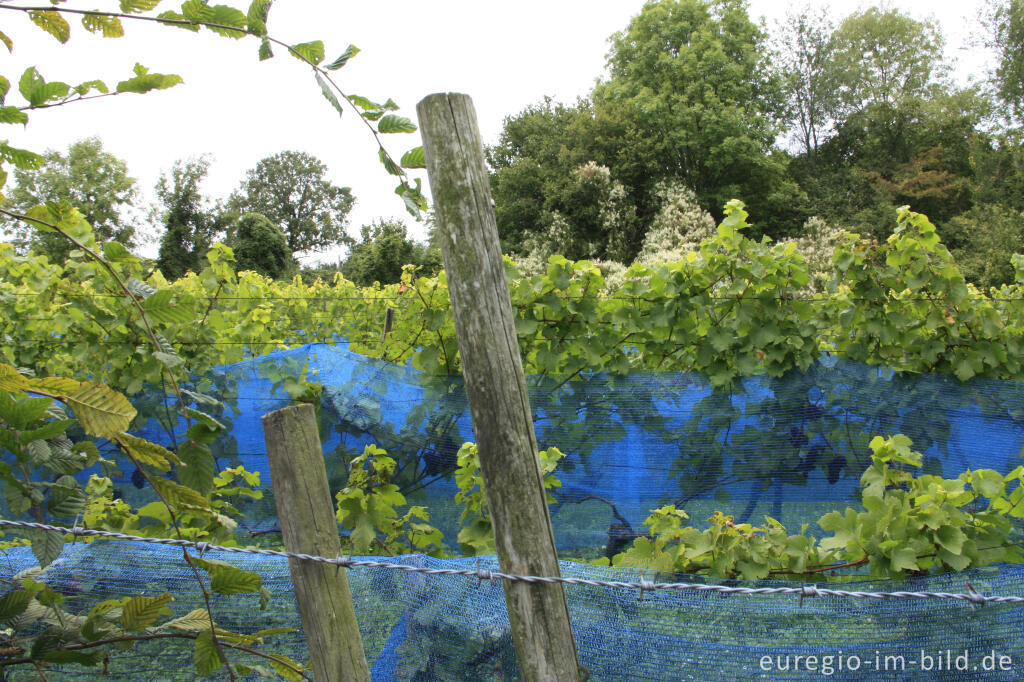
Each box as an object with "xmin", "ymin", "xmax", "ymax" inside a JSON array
[
  {"xmin": 341, "ymin": 218, "xmax": 440, "ymax": 286},
  {"xmin": 155, "ymin": 157, "xmax": 224, "ymax": 281},
  {"xmin": 227, "ymin": 212, "xmax": 295, "ymax": 279},
  {"xmin": 828, "ymin": 7, "xmax": 948, "ymax": 120},
  {"xmin": 982, "ymin": 0, "xmax": 1024, "ymax": 121},
  {"xmin": 773, "ymin": 5, "xmax": 840, "ymax": 156},
  {"xmin": 2, "ymin": 137, "xmax": 139, "ymax": 262},
  {"xmin": 594, "ymin": 0, "xmax": 790, "ymax": 224},
  {"xmin": 227, "ymin": 150, "xmax": 355, "ymax": 253}
]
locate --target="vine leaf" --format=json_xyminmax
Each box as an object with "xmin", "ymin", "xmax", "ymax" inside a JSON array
[
  {"xmin": 28, "ymin": 11, "xmax": 71, "ymax": 44},
  {"xmin": 290, "ymin": 40, "xmax": 324, "ymax": 65},
  {"xmin": 121, "ymin": 593, "xmax": 173, "ymax": 631}
]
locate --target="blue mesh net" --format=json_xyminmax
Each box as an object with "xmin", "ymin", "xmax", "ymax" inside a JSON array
[{"xmin": 5, "ymin": 341, "xmax": 1024, "ymax": 679}]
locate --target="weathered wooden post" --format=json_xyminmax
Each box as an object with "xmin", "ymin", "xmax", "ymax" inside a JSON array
[
  {"xmin": 262, "ymin": 404, "xmax": 370, "ymax": 682},
  {"xmin": 417, "ymin": 93, "xmax": 582, "ymax": 682}
]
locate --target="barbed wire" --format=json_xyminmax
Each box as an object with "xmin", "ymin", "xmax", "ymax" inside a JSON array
[{"xmin": 1, "ymin": 520, "xmax": 1020, "ymax": 608}]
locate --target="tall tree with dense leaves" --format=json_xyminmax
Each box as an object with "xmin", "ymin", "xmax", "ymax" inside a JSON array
[
  {"xmin": 227, "ymin": 150, "xmax": 355, "ymax": 253},
  {"xmin": 155, "ymin": 157, "xmax": 224, "ymax": 281},
  {"xmin": 773, "ymin": 5, "xmax": 840, "ymax": 156},
  {"xmin": 227, "ymin": 212, "xmax": 296, "ymax": 280},
  {"xmin": 982, "ymin": 0, "xmax": 1024, "ymax": 121},
  {"xmin": 593, "ymin": 0, "xmax": 802, "ymax": 238},
  {"xmin": 2, "ymin": 137, "xmax": 139, "ymax": 262}
]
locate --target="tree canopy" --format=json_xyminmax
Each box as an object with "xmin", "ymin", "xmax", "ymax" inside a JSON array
[
  {"xmin": 155, "ymin": 157, "xmax": 225, "ymax": 280},
  {"xmin": 2, "ymin": 137, "xmax": 139, "ymax": 262},
  {"xmin": 227, "ymin": 150, "xmax": 355, "ymax": 254}
]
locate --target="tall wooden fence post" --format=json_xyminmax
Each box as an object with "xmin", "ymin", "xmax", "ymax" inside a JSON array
[
  {"xmin": 417, "ymin": 92, "xmax": 582, "ymax": 682},
  {"xmin": 262, "ymin": 404, "xmax": 370, "ymax": 682}
]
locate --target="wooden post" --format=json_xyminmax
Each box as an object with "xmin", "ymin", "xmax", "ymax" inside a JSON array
[
  {"xmin": 417, "ymin": 93, "xmax": 581, "ymax": 682},
  {"xmin": 262, "ymin": 404, "xmax": 370, "ymax": 682}
]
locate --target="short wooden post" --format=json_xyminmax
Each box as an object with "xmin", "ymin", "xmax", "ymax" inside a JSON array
[
  {"xmin": 417, "ymin": 93, "xmax": 582, "ymax": 682},
  {"xmin": 262, "ymin": 404, "xmax": 370, "ymax": 682}
]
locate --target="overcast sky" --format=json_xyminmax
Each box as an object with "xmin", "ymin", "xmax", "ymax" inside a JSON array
[{"xmin": 1, "ymin": 0, "xmax": 995, "ymax": 263}]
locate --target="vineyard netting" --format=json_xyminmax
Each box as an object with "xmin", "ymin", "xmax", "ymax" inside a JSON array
[{"xmin": 4, "ymin": 341, "xmax": 1024, "ymax": 680}]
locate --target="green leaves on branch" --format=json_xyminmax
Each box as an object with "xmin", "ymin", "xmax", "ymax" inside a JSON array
[
  {"xmin": 289, "ymin": 40, "xmax": 324, "ymax": 65},
  {"xmin": 116, "ymin": 63, "xmax": 184, "ymax": 94},
  {"xmin": 378, "ymin": 114, "xmax": 417, "ymax": 134},
  {"xmin": 326, "ymin": 44, "xmax": 360, "ymax": 70}
]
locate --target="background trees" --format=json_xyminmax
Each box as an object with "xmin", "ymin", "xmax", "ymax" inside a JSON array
[
  {"xmin": 341, "ymin": 218, "xmax": 440, "ymax": 286},
  {"xmin": 226, "ymin": 150, "xmax": 355, "ymax": 254},
  {"xmin": 227, "ymin": 212, "xmax": 296, "ymax": 280},
  {"xmin": 2, "ymin": 137, "xmax": 139, "ymax": 262},
  {"xmin": 155, "ymin": 157, "xmax": 225, "ymax": 280}
]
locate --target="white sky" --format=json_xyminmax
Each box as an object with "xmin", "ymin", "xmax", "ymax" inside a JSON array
[{"xmin": 1, "ymin": 0, "xmax": 995, "ymax": 264}]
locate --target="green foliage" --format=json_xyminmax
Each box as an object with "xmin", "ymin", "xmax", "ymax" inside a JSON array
[
  {"xmin": 334, "ymin": 444, "xmax": 444, "ymax": 556},
  {"xmin": 454, "ymin": 442, "xmax": 566, "ymax": 556},
  {"xmin": 2, "ymin": 137, "xmax": 140, "ymax": 263},
  {"xmin": 982, "ymin": 0, "xmax": 1024, "ymax": 121},
  {"xmin": 227, "ymin": 212, "xmax": 296, "ymax": 279},
  {"xmin": 612, "ymin": 434, "xmax": 1024, "ymax": 579},
  {"xmin": 226, "ymin": 150, "xmax": 355, "ymax": 253},
  {"xmin": 341, "ymin": 218, "xmax": 441, "ymax": 286},
  {"xmin": 155, "ymin": 156, "xmax": 225, "ymax": 280}
]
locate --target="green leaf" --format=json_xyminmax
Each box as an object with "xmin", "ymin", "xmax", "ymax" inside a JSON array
[
  {"xmin": 191, "ymin": 557, "xmax": 262, "ymax": 594},
  {"xmin": 258, "ymin": 36, "xmax": 273, "ymax": 60},
  {"xmin": 120, "ymin": 0, "xmax": 162, "ymax": 13},
  {"xmin": 29, "ymin": 377, "xmax": 136, "ymax": 439},
  {"xmin": 0, "ymin": 142, "xmax": 44, "ymax": 169},
  {"xmin": 889, "ymin": 547, "xmax": 919, "ymax": 573},
  {"xmin": 266, "ymin": 653, "xmax": 304, "ymax": 681},
  {"xmin": 0, "ymin": 364, "xmax": 28, "ymax": 391},
  {"xmin": 116, "ymin": 63, "xmax": 184, "ymax": 94},
  {"xmin": 18, "ymin": 67, "xmax": 70, "ymax": 107},
  {"xmin": 118, "ymin": 432, "xmax": 180, "ymax": 472},
  {"xmin": 207, "ymin": 5, "xmax": 248, "ymax": 38},
  {"xmin": 121, "ymin": 593, "xmax": 173, "ymax": 631},
  {"xmin": 246, "ymin": 0, "xmax": 272, "ymax": 35},
  {"xmin": 42, "ymin": 650, "xmax": 105, "ymax": 666},
  {"xmin": 379, "ymin": 148, "xmax": 403, "ymax": 176},
  {"xmin": 315, "ymin": 72, "xmax": 344, "ymax": 118},
  {"xmin": 29, "ymin": 11, "xmax": 71, "ymax": 43},
  {"xmin": 176, "ymin": 442, "xmax": 215, "ymax": 495},
  {"xmin": 153, "ymin": 351, "xmax": 185, "ymax": 368},
  {"xmin": 24, "ymin": 528, "xmax": 64, "ymax": 568},
  {"xmin": 159, "ymin": 607, "xmax": 212, "ymax": 631},
  {"xmin": 972, "ymin": 469, "xmax": 1005, "ymax": 498},
  {"xmin": 0, "ymin": 106, "xmax": 28, "ymax": 124},
  {"xmin": 400, "ymin": 146, "xmax": 426, "ymax": 169},
  {"xmin": 81, "ymin": 14, "xmax": 125, "ymax": 37},
  {"xmin": 46, "ymin": 475, "xmax": 86, "ymax": 517},
  {"xmin": 181, "ymin": 0, "xmax": 214, "ymax": 22},
  {"xmin": 0, "ymin": 29, "xmax": 12, "ymax": 52},
  {"xmin": 156, "ymin": 10, "xmax": 200, "ymax": 30},
  {"xmin": 290, "ymin": 40, "xmax": 325, "ymax": 65},
  {"xmin": 378, "ymin": 114, "xmax": 417, "ymax": 134},
  {"xmin": 193, "ymin": 630, "xmax": 226, "ymax": 676},
  {"xmin": 0, "ymin": 590, "xmax": 33, "ymax": 621},
  {"xmin": 325, "ymin": 44, "xmax": 360, "ymax": 70},
  {"xmin": 150, "ymin": 477, "xmax": 213, "ymax": 514},
  {"xmin": 183, "ymin": 407, "xmax": 224, "ymax": 431}
]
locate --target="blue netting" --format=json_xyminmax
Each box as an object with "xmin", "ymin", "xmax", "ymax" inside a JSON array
[{"xmin": 5, "ymin": 342, "xmax": 1024, "ymax": 679}]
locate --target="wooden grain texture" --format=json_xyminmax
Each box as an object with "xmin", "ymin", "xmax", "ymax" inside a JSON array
[
  {"xmin": 417, "ymin": 92, "xmax": 582, "ymax": 682},
  {"xmin": 262, "ymin": 404, "xmax": 370, "ymax": 682}
]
